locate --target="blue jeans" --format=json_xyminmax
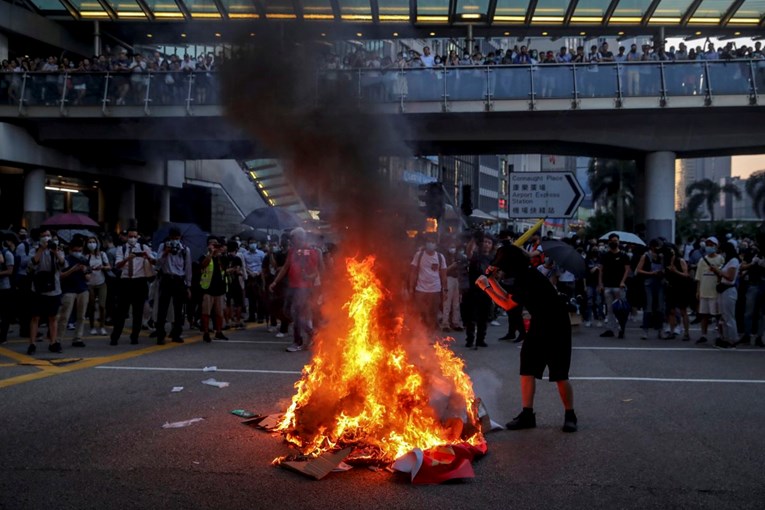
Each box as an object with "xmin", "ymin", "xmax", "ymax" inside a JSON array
[
  {"xmin": 585, "ymin": 285, "xmax": 603, "ymax": 322},
  {"xmin": 642, "ymin": 278, "xmax": 665, "ymax": 331}
]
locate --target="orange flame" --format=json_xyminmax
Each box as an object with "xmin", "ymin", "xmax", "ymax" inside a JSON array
[{"xmin": 276, "ymin": 256, "xmax": 484, "ymax": 462}]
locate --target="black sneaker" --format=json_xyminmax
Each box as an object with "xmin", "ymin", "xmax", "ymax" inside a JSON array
[
  {"xmin": 498, "ymin": 333, "xmax": 515, "ymax": 341},
  {"xmin": 71, "ymin": 341, "xmax": 86, "ymax": 348},
  {"xmin": 506, "ymin": 410, "xmax": 536, "ymax": 430},
  {"xmin": 562, "ymin": 410, "xmax": 578, "ymax": 433},
  {"xmin": 695, "ymin": 336, "xmax": 707, "ymax": 345},
  {"xmin": 214, "ymin": 332, "xmax": 229, "ymax": 340},
  {"xmin": 171, "ymin": 337, "xmax": 184, "ymax": 343},
  {"xmin": 203, "ymin": 333, "xmax": 211, "ymax": 343},
  {"xmin": 736, "ymin": 334, "xmax": 751, "ymax": 346},
  {"xmin": 599, "ymin": 330, "xmax": 615, "ymax": 338},
  {"xmin": 512, "ymin": 336, "xmax": 525, "ymax": 344},
  {"xmin": 465, "ymin": 341, "xmax": 474, "ymax": 348},
  {"xmin": 476, "ymin": 341, "xmax": 488, "ymax": 348},
  {"xmin": 617, "ymin": 329, "xmax": 625, "ymax": 339},
  {"xmin": 157, "ymin": 338, "xmax": 166, "ymax": 345},
  {"xmin": 27, "ymin": 344, "xmax": 36, "ymax": 355},
  {"xmin": 682, "ymin": 333, "xmax": 691, "ymax": 342},
  {"xmin": 715, "ymin": 339, "xmax": 734, "ymax": 349},
  {"xmin": 130, "ymin": 338, "xmax": 139, "ymax": 345},
  {"xmin": 48, "ymin": 342, "xmax": 62, "ymax": 353}
]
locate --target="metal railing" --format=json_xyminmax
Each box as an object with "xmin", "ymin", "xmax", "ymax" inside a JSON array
[{"xmin": 1, "ymin": 60, "xmax": 763, "ymax": 116}]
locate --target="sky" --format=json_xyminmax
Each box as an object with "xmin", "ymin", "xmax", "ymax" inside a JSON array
[{"xmin": 732, "ymin": 155, "xmax": 765, "ymax": 179}]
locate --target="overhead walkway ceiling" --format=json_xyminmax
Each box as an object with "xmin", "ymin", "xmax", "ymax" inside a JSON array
[{"xmin": 8, "ymin": 0, "xmax": 765, "ymax": 39}]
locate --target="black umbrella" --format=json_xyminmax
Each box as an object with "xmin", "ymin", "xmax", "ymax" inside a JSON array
[
  {"xmin": 540, "ymin": 240, "xmax": 586, "ymax": 278},
  {"xmin": 0, "ymin": 229, "xmax": 19, "ymax": 245},
  {"xmin": 152, "ymin": 222, "xmax": 209, "ymax": 261},
  {"xmin": 234, "ymin": 229, "xmax": 269, "ymax": 243},
  {"xmin": 242, "ymin": 206, "xmax": 301, "ymax": 231}
]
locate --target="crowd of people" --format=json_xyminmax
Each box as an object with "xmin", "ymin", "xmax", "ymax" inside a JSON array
[
  {"xmin": 0, "ymin": 50, "xmax": 220, "ymax": 107},
  {"xmin": 408, "ymin": 228, "xmax": 765, "ymax": 350},
  {"xmin": 0, "ymin": 225, "xmax": 328, "ymax": 355},
  {"xmin": 321, "ymin": 41, "xmax": 765, "ymax": 100}
]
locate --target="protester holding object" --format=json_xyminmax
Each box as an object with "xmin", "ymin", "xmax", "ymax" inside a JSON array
[
  {"xmin": 708, "ymin": 242, "xmax": 740, "ymax": 349},
  {"xmin": 28, "ymin": 229, "xmax": 66, "ymax": 355},
  {"xmin": 475, "ymin": 244, "xmax": 577, "ymax": 433},
  {"xmin": 694, "ymin": 237, "xmax": 725, "ymax": 345}
]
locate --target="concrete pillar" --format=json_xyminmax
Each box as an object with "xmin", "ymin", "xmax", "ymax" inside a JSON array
[
  {"xmin": 0, "ymin": 32, "xmax": 8, "ymax": 61},
  {"xmin": 118, "ymin": 182, "xmax": 136, "ymax": 232},
  {"xmin": 23, "ymin": 169, "xmax": 46, "ymax": 229},
  {"xmin": 94, "ymin": 21, "xmax": 102, "ymax": 57},
  {"xmin": 159, "ymin": 187, "xmax": 171, "ymax": 224},
  {"xmin": 644, "ymin": 151, "xmax": 676, "ymax": 243}
]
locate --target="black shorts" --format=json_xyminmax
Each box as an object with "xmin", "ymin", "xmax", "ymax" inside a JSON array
[
  {"xmin": 31, "ymin": 294, "xmax": 62, "ymax": 318},
  {"xmin": 519, "ymin": 320, "xmax": 572, "ymax": 382}
]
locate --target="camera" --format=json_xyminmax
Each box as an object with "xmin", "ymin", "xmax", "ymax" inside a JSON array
[
  {"xmin": 49, "ymin": 241, "xmax": 58, "ymax": 251},
  {"xmin": 167, "ymin": 239, "xmax": 181, "ymax": 255}
]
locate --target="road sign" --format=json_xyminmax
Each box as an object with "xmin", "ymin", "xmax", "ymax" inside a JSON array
[{"xmin": 508, "ymin": 172, "xmax": 584, "ymax": 219}]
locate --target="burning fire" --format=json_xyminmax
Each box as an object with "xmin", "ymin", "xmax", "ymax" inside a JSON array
[{"xmin": 276, "ymin": 256, "xmax": 484, "ymax": 463}]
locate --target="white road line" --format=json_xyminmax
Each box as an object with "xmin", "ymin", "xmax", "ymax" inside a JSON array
[
  {"xmin": 212, "ymin": 340, "xmax": 291, "ymax": 344},
  {"xmin": 95, "ymin": 366, "xmax": 301, "ymax": 375},
  {"xmin": 571, "ymin": 376, "xmax": 765, "ymax": 384},
  {"xmin": 573, "ymin": 346, "xmax": 765, "ymax": 352}
]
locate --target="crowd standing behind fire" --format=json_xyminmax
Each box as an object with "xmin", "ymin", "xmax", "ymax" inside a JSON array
[{"xmin": 1, "ymin": 222, "xmax": 763, "ymax": 354}]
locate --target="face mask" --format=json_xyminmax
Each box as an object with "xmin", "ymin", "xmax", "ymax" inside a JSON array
[
  {"xmin": 448, "ymin": 248, "xmax": 456, "ymax": 254},
  {"xmin": 272, "ymin": 246, "xmax": 281, "ymax": 253},
  {"xmin": 41, "ymin": 236, "xmax": 51, "ymax": 243},
  {"xmin": 425, "ymin": 242, "xmax": 436, "ymax": 251},
  {"xmin": 249, "ymin": 244, "xmax": 257, "ymax": 251},
  {"xmin": 71, "ymin": 251, "xmax": 84, "ymax": 260},
  {"xmin": 87, "ymin": 243, "xmax": 97, "ymax": 251},
  {"xmin": 127, "ymin": 238, "xmax": 138, "ymax": 246},
  {"xmin": 705, "ymin": 246, "xmax": 716, "ymax": 255},
  {"xmin": 608, "ymin": 241, "xmax": 618, "ymax": 249},
  {"xmin": 19, "ymin": 233, "xmax": 27, "ymax": 240}
]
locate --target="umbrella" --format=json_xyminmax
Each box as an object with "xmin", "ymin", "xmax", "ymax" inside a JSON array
[
  {"xmin": 540, "ymin": 240, "xmax": 586, "ymax": 278},
  {"xmin": 42, "ymin": 213, "xmax": 99, "ymax": 228},
  {"xmin": 234, "ymin": 229, "xmax": 269, "ymax": 243},
  {"xmin": 242, "ymin": 206, "xmax": 301, "ymax": 231},
  {"xmin": 56, "ymin": 229, "xmax": 97, "ymax": 244},
  {"xmin": 0, "ymin": 229, "xmax": 19, "ymax": 244},
  {"xmin": 599, "ymin": 231, "xmax": 645, "ymax": 246},
  {"xmin": 152, "ymin": 222, "xmax": 209, "ymax": 261}
]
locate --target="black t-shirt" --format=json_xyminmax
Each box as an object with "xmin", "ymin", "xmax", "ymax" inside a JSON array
[
  {"xmin": 468, "ymin": 252, "xmax": 494, "ymax": 290},
  {"xmin": 502, "ymin": 267, "xmax": 569, "ymax": 335},
  {"xmin": 600, "ymin": 250, "xmax": 630, "ymax": 287}
]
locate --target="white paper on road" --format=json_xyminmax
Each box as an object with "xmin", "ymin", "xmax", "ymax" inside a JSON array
[
  {"xmin": 332, "ymin": 461, "xmax": 353, "ymax": 472},
  {"xmin": 202, "ymin": 366, "xmax": 217, "ymax": 372},
  {"xmin": 162, "ymin": 418, "xmax": 205, "ymax": 429},
  {"xmin": 171, "ymin": 386, "xmax": 184, "ymax": 393},
  {"xmin": 201, "ymin": 378, "xmax": 230, "ymax": 388}
]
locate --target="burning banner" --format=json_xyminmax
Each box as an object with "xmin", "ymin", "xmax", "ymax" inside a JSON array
[{"xmin": 273, "ymin": 256, "xmax": 487, "ymax": 482}]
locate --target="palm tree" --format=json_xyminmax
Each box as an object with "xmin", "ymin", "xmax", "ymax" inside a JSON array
[
  {"xmin": 685, "ymin": 178, "xmax": 741, "ymax": 223},
  {"xmin": 587, "ymin": 159, "xmax": 636, "ymax": 230},
  {"xmin": 745, "ymin": 170, "xmax": 765, "ymax": 218}
]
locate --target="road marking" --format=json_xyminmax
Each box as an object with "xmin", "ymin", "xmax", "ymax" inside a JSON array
[
  {"xmin": 0, "ymin": 345, "xmax": 44, "ymax": 365},
  {"xmin": 571, "ymin": 376, "xmax": 765, "ymax": 384},
  {"xmin": 212, "ymin": 340, "xmax": 291, "ymax": 345},
  {"xmin": 96, "ymin": 366, "xmax": 302, "ymax": 375},
  {"xmin": 574, "ymin": 346, "xmax": 765, "ymax": 352},
  {"xmin": 0, "ymin": 334, "xmax": 202, "ymax": 390}
]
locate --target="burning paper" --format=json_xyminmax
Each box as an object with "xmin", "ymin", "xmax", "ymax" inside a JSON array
[{"xmin": 275, "ymin": 256, "xmax": 486, "ymax": 468}]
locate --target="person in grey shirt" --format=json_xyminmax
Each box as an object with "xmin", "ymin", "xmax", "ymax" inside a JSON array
[
  {"xmin": 154, "ymin": 227, "xmax": 192, "ymax": 345},
  {"xmin": 28, "ymin": 229, "xmax": 65, "ymax": 355},
  {"xmin": 14, "ymin": 227, "xmax": 33, "ymax": 338},
  {"xmin": 243, "ymin": 238, "xmax": 266, "ymax": 322}
]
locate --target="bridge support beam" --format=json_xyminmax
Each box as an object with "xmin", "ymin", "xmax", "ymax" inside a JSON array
[
  {"xmin": 23, "ymin": 169, "xmax": 46, "ymax": 229},
  {"xmin": 644, "ymin": 151, "xmax": 676, "ymax": 243},
  {"xmin": 159, "ymin": 187, "xmax": 171, "ymax": 224}
]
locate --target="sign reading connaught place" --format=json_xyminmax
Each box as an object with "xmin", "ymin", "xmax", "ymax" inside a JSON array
[{"xmin": 508, "ymin": 172, "xmax": 584, "ymax": 219}]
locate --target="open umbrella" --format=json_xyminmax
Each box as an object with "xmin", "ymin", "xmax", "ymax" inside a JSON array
[
  {"xmin": 599, "ymin": 231, "xmax": 645, "ymax": 246},
  {"xmin": 41, "ymin": 213, "xmax": 99, "ymax": 228},
  {"xmin": 540, "ymin": 240, "xmax": 586, "ymax": 278},
  {"xmin": 234, "ymin": 228, "xmax": 269, "ymax": 243},
  {"xmin": 152, "ymin": 222, "xmax": 209, "ymax": 260},
  {"xmin": 242, "ymin": 206, "xmax": 301, "ymax": 231},
  {"xmin": 56, "ymin": 229, "xmax": 97, "ymax": 244}
]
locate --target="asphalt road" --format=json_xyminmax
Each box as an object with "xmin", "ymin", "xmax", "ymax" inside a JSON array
[{"xmin": 1, "ymin": 317, "xmax": 764, "ymax": 510}]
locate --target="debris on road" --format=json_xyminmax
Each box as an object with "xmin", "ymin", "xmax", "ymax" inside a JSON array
[
  {"xmin": 202, "ymin": 366, "xmax": 217, "ymax": 372},
  {"xmin": 162, "ymin": 418, "xmax": 205, "ymax": 429},
  {"xmin": 171, "ymin": 386, "xmax": 184, "ymax": 393},
  {"xmin": 201, "ymin": 378, "xmax": 229, "ymax": 388},
  {"xmin": 230, "ymin": 409, "xmax": 257, "ymax": 418},
  {"xmin": 281, "ymin": 447, "xmax": 353, "ymax": 480}
]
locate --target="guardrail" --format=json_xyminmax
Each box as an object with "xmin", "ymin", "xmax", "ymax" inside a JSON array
[{"xmin": 1, "ymin": 60, "xmax": 763, "ymax": 116}]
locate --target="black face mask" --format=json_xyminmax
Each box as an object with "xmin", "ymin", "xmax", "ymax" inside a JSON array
[{"xmin": 608, "ymin": 242, "xmax": 619, "ymax": 249}]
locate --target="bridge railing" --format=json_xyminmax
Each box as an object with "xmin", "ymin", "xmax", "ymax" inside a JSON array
[
  {"xmin": 2, "ymin": 60, "xmax": 763, "ymax": 115},
  {"xmin": 318, "ymin": 60, "xmax": 765, "ymax": 110}
]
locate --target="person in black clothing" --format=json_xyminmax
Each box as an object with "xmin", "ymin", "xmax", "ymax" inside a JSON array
[
  {"xmin": 199, "ymin": 237, "xmax": 228, "ymax": 343},
  {"xmin": 496, "ymin": 230, "xmax": 526, "ymax": 343},
  {"xmin": 599, "ymin": 234, "xmax": 631, "ymax": 338},
  {"xmin": 477, "ymin": 244, "xmax": 577, "ymax": 433},
  {"xmin": 462, "ymin": 235, "xmax": 495, "ymax": 348}
]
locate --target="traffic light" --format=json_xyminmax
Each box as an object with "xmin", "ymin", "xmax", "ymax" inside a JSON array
[
  {"xmin": 417, "ymin": 182, "xmax": 445, "ymax": 220},
  {"xmin": 461, "ymin": 184, "xmax": 473, "ymax": 217}
]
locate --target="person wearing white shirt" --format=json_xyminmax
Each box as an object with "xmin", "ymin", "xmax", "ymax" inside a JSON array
[
  {"xmin": 243, "ymin": 240, "xmax": 266, "ymax": 322},
  {"xmin": 420, "ymin": 46, "xmax": 435, "ymax": 68},
  {"xmin": 110, "ymin": 229, "xmax": 155, "ymax": 345}
]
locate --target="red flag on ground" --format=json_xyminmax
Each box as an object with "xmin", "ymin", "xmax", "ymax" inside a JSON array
[{"xmin": 392, "ymin": 442, "xmax": 487, "ymax": 485}]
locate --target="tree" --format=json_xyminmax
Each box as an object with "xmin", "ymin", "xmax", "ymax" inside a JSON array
[
  {"xmin": 584, "ymin": 210, "xmax": 616, "ymax": 239},
  {"xmin": 587, "ymin": 159, "xmax": 636, "ymax": 231},
  {"xmin": 745, "ymin": 170, "xmax": 765, "ymax": 218},
  {"xmin": 685, "ymin": 178, "xmax": 741, "ymax": 223}
]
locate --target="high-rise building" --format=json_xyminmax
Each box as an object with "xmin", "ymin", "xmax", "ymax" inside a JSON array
[{"xmin": 675, "ymin": 156, "xmax": 732, "ymax": 219}]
